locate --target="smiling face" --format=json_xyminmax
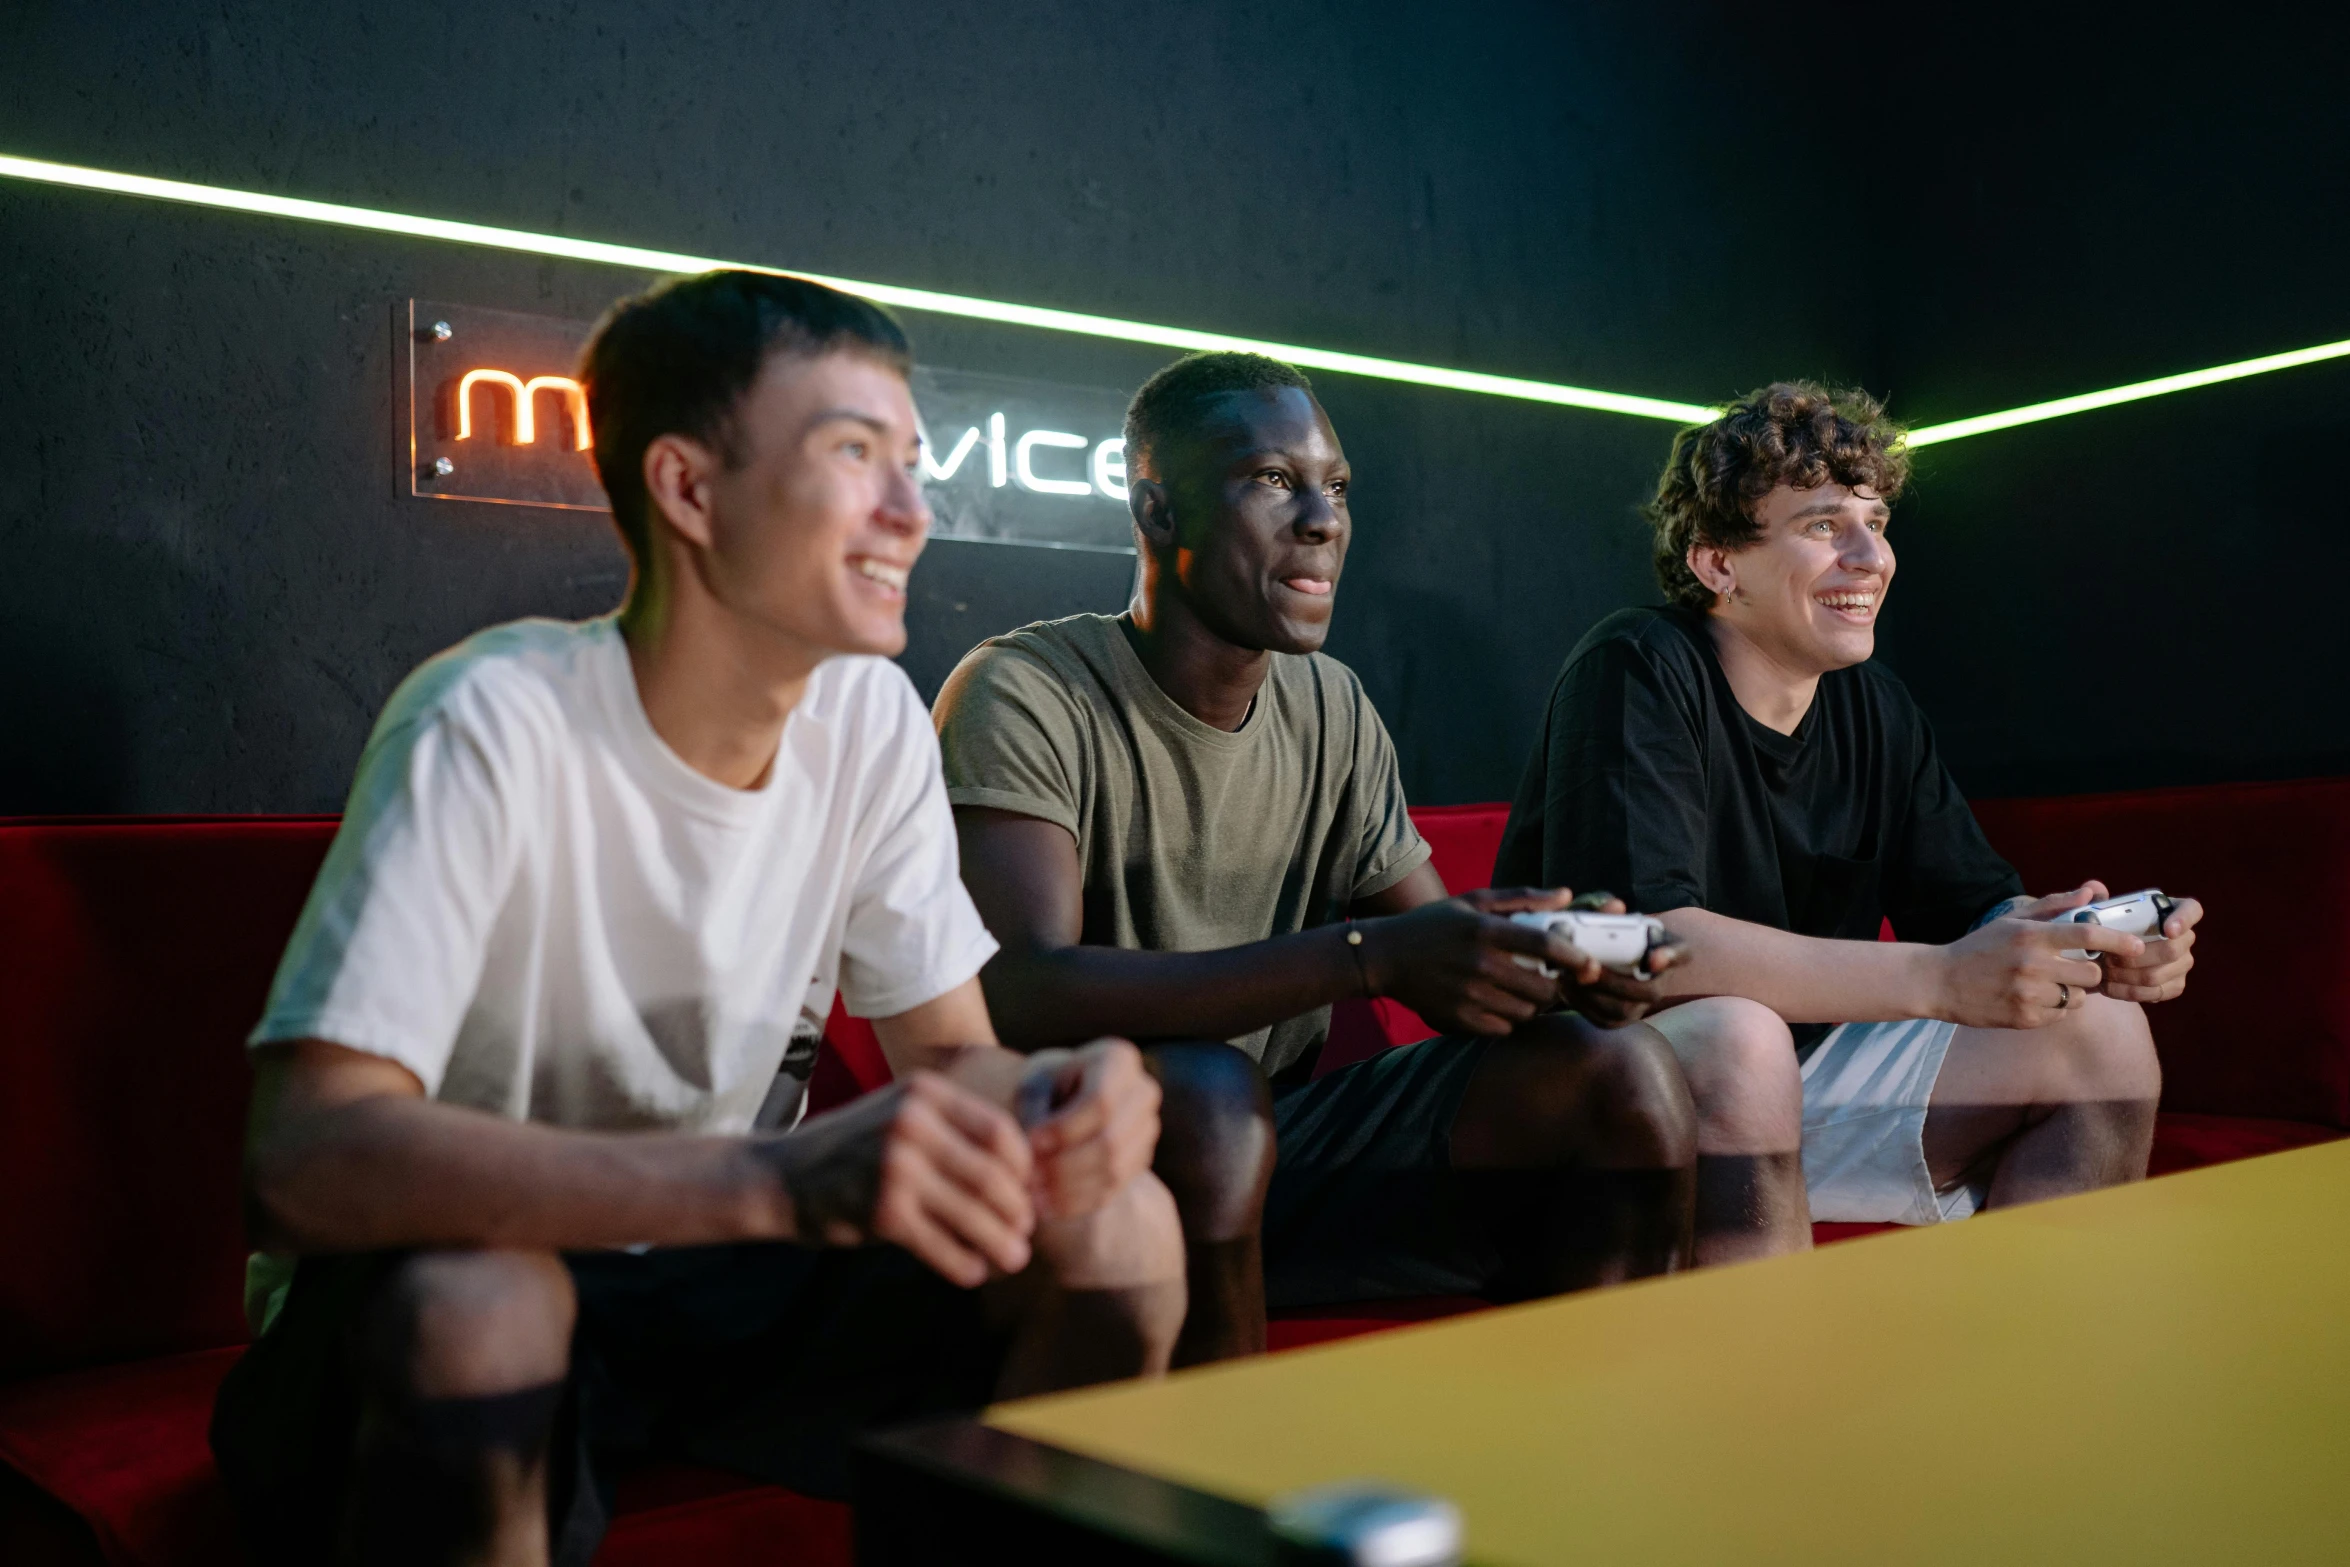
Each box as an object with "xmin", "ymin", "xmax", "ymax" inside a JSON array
[
  {"xmin": 1140, "ymin": 384, "xmax": 1351, "ymax": 655},
  {"xmin": 682, "ymin": 348, "xmax": 930, "ymax": 658},
  {"xmin": 1693, "ymin": 482, "xmax": 1894, "ymax": 675}
]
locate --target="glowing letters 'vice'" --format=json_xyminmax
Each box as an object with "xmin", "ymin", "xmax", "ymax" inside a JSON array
[
  {"xmin": 920, "ymin": 415, "xmax": 1122, "ymax": 501},
  {"xmin": 910, "ymin": 367, "xmax": 1135, "ymax": 551}
]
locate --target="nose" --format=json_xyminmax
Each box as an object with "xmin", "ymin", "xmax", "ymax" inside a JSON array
[
  {"xmin": 1842, "ymin": 523, "xmax": 1891, "ymax": 574},
  {"xmin": 880, "ymin": 462, "xmax": 932, "ymax": 541},
  {"xmin": 1294, "ymin": 488, "xmax": 1345, "ymax": 543}
]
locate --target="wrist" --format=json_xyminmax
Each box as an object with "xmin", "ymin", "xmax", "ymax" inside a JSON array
[
  {"xmin": 1910, "ymin": 943, "xmax": 1960, "ymax": 1023},
  {"xmin": 1337, "ymin": 918, "xmax": 1380, "ymax": 999},
  {"xmin": 931, "ymin": 1043, "xmax": 1033, "ymax": 1112},
  {"xmin": 736, "ymin": 1137, "xmax": 799, "ymax": 1242}
]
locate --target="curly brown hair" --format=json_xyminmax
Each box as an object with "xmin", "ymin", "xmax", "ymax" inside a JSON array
[{"xmin": 1647, "ymin": 381, "xmax": 1911, "ymax": 612}]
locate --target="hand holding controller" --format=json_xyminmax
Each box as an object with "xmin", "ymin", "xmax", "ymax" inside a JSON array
[
  {"xmin": 1509, "ymin": 910, "xmax": 1670, "ymax": 981},
  {"xmin": 2051, "ymin": 888, "xmax": 2181, "ymax": 962}
]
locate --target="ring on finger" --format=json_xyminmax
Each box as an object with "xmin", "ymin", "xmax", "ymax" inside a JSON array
[{"xmin": 2055, "ymin": 981, "xmax": 2071, "ymax": 1011}]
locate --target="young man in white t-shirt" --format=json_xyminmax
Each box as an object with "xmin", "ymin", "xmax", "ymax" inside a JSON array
[{"xmin": 209, "ymin": 271, "xmax": 1181, "ymax": 1567}]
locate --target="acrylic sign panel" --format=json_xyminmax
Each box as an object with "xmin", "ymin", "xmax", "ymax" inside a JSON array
[{"xmin": 404, "ymin": 299, "xmax": 1135, "ymax": 551}]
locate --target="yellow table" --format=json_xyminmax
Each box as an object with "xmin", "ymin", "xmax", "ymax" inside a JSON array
[{"xmin": 981, "ymin": 1140, "xmax": 2350, "ymax": 1565}]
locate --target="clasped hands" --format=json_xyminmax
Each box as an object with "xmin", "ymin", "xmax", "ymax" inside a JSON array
[{"xmin": 758, "ymin": 1038, "xmax": 1159, "ymax": 1288}]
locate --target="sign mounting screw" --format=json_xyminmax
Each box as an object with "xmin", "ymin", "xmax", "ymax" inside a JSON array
[
  {"xmin": 429, "ymin": 320, "xmax": 453, "ymax": 341},
  {"xmin": 430, "ymin": 457, "xmax": 455, "ymax": 478}
]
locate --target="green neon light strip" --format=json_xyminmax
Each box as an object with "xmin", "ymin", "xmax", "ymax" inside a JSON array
[
  {"xmin": 0, "ymin": 152, "xmax": 1715, "ymax": 424},
  {"xmin": 8, "ymin": 152, "xmax": 2344, "ymax": 446},
  {"xmin": 1903, "ymin": 336, "xmax": 2350, "ymax": 445}
]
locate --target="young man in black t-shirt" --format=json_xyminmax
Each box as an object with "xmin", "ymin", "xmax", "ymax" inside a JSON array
[{"xmin": 1496, "ymin": 382, "xmax": 2203, "ymax": 1265}]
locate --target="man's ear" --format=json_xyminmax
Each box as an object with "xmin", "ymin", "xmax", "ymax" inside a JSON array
[
  {"xmin": 1686, "ymin": 542, "xmax": 1735, "ymax": 599},
  {"xmin": 1128, "ymin": 475, "xmax": 1177, "ymax": 555},
  {"xmin": 642, "ymin": 433, "xmax": 722, "ymax": 551}
]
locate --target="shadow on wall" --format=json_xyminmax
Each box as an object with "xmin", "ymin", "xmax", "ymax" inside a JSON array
[
  {"xmin": 0, "ymin": 532, "xmax": 156, "ymax": 814},
  {"xmin": 1342, "ymin": 579, "xmax": 1521, "ymax": 809},
  {"xmin": 897, "ymin": 538, "xmax": 1136, "ymax": 702}
]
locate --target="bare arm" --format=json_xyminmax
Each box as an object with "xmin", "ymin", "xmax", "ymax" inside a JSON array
[
  {"xmin": 1652, "ymin": 886, "xmax": 2159, "ymax": 1029},
  {"xmin": 957, "ymin": 808, "xmax": 1365, "ymax": 1046},
  {"xmin": 245, "ymin": 1035, "xmax": 1036, "ymax": 1286},
  {"xmin": 955, "ymin": 806, "xmax": 1648, "ymax": 1047}
]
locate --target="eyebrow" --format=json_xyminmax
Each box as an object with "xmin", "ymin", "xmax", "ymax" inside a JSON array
[
  {"xmin": 806, "ymin": 407, "xmax": 899, "ymax": 438},
  {"xmin": 1788, "ymin": 497, "xmax": 1889, "ymax": 520}
]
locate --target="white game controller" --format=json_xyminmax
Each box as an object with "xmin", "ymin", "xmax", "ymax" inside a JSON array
[
  {"xmin": 1509, "ymin": 910, "xmax": 1669, "ymax": 980},
  {"xmin": 2050, "ymin": 888, "xmax": 2180, "ymax": 961}
]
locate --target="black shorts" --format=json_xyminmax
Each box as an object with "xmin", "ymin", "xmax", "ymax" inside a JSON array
[
  {"xmin": 1263, "ymin": 1033, "xmax": 1501, "ymax": 1308},
  {"xmin": 209, "ymin": 1242, "xmax": 1006, "ymax": 1566}
]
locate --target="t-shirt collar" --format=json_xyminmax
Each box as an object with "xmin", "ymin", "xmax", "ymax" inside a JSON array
[
  {"xmin": 590, "ymin": 617, "xmax": 806, "ymax": 824},
  {"xmin": 1104, "ymin": 613, "xmax": 1263, "ymax": 750}
]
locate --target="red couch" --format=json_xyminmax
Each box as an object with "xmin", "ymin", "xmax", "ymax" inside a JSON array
[{"xmin": 5, "ymin": 782, "xmax": 2345, "ymax": 1564}]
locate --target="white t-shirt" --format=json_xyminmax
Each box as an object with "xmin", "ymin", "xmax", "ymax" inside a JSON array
[{"xmin": 251, "ymin": 616, "xmax": 996, "ymax": 1135}]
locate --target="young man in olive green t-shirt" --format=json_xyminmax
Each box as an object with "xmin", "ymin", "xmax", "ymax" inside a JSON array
[{"xmin": 934, "ymin": 351, "xmax": 1698, "ymax": 1364}]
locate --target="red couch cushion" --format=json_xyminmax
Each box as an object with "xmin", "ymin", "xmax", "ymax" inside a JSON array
[
  {"xmin": 1974, "ymin": 778, "xmax": 2350, "ymax": 1127},
  {"xmin": 0, "ymin": 1350, "xmax": 242, "ymax": 1567},
  {"xmin": 2143, "ymin": 1110, "xmax": 2340, "ymax": 1177},
  {"xmin": 0, "ymin": 1347, "xmax": 847, "ymax": 1567},
  {"xmin": 0, "ymin": 819, "xmax": 336, "ymax": 1379}
]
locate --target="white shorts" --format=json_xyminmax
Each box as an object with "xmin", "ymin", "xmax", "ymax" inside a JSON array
[{"xmin": 1799, "ymin": 1017, "xmax": 1984, "ymax": 1225}]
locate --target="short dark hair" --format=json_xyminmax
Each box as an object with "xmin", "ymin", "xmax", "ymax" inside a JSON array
[
  {"xmin": 580, "ymin": 270, "xmax": 913, "ymax": 564},
  {"xmin": 1647, "ymin": 381, "xmax": 1911, "ymax": 612},
  {"xmin": 1123, "ymin": 351, "xmax": 1313, "ymax": 481}
]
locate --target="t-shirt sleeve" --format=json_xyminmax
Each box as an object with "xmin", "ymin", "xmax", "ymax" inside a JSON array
[
  {"xmin": 1883, "ymin": 708, "xmax": 2026, "ymax": 944},
  {"xmin": 248, "ymin": 702, "xmax": 524, "ymax": 1095},
  {"xmin": 837, "ymin": 679, "xmax": 1002, "ymax": 1020},
  {"xmin": 1345, "ymin": 684, "xmax": 1431, "ymax": 901},
  {"xmin": 933, "ymin": 643, "xmax": 1088, "ymax": 837},
  {"xmin": 1512, "ymin": 639, "xmax": 1713, "ymax": 915}
]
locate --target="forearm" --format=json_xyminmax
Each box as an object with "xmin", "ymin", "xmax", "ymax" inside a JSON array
[
  {"xmin": 980, "ymin": 926, "xmax": 1361, "ymax": 1050},
  {"xmin": 249, "ymin": 1093, "xmax": 788, "ymax": 1255},
  {"xmin": 1652, "ymin": 906, "xmax": 1950, "ymax": 1024}
]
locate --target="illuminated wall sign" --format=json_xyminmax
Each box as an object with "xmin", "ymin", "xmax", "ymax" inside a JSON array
[
  {"xmin": 403, "ymin": 300, "xmax": 1136, "ymax": 550},
  {"xmin": 910, "ymin": 367, "xmax": 1132, "ymax": 554},
  {"xmin": 406, "ymin": 300, "xmax": 609, "ymax": 511}
]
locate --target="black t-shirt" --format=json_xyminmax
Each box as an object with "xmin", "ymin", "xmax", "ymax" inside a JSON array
[{"xmin": 1493, "ymin": 607, "xmax": 2022, "ymax": 1041}]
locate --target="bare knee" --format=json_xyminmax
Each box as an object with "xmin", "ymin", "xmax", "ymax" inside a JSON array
[
  {"xmin": 1031, "ymin": 1172, "xmax": 1188, "ymax": 1369},
  {"xmin": 1653, "ymin": 997, "xmax": 1801, "ymax": 1153},
  {"xmin": 1143, "ymin": 1041, "xmax": 1274, "ymax": 1241},
  {"xmin": 2041, "ymin": 995, "xmax": 2161, "ymax": 1107},
  {"xmin": 369, "ymin": 1250, "xmax": 575, "ymax": 1402},
  {"xmin": 1584, "ymin": 1023, "xmax": 1700, "ymax": 1168},
  {"xmin": 1489, "ymin": 1016, "xmax": 1697, "ymax": 1171},
  {"xmin": 1035, "ymin": 1170, "xmax": 1186, "ymax": 1292}
]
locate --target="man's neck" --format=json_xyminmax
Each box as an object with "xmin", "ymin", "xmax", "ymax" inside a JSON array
[
  {"xmin": 1702, "ymin": 612, "xmax": 1822, "ymax": 737},
  {"xmin": 1120, "ymin": 591, "xmax": 1271, "ymax": 734},
  {"xmin": 617, "ymin": 575, "xmax": 825, "ymax": 791}
]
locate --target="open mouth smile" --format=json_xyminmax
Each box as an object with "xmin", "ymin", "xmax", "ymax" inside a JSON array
[
  {"xmin": 850, "ymin": 556, "xmax": 910, "ymax": 598},
  {"xmin": 1815, "ymin": 588, "xmax": 1877, "ymax": 622}
]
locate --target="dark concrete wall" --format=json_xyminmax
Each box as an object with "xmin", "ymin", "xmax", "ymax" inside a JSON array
[
  {"xmin": 0, "ymin": 2, "xmax": 1853, "ymax": 813},
  {"xmin": 1868, "ymin": 12, "xmax": 2350, "ymax": 795},
  {"xmin": 3, "ymin": 3, "xmax": 2339, "ymax": 814}
]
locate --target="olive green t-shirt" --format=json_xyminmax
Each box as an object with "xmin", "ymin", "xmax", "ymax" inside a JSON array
[{"xmin": 933, "ymin": 612, "xmax": 1430, "ymax": 1084}]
